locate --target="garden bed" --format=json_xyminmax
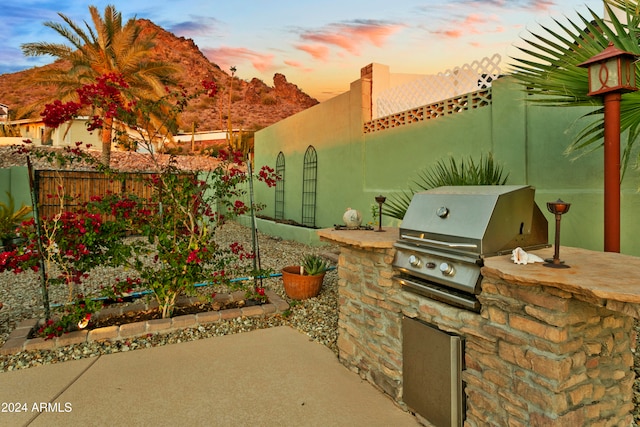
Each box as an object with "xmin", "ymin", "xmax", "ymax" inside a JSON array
[{"xmin": 1, "ymin": 289, "xmax": 288, "ymax": 355}]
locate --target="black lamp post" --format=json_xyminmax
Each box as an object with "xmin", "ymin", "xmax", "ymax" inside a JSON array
[{"xmin": 375, "ymin": 195, "xmax": 386, "ymax": 232}]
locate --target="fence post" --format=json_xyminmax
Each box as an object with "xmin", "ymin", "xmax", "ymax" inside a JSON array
[{"xmin": 26, "ymin": 157, "xmax": 50, "ymax": 320}]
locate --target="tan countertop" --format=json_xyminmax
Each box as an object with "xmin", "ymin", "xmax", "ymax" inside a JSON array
[
  {"xmin": 317, "ymin": 227, "xmax": 399, "ymax": 249},
  {"xmin": 482, "ymin": 246, "xmax": 640, "ymax": 304},
  {"xmin": 318, "ymin": 226, "xmax": 640, "ymax": 305}
]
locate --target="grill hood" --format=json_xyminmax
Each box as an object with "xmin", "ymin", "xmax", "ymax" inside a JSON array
[{"xmin": 399, "ymin": 185, "xmax": 548, "ymax": 257}]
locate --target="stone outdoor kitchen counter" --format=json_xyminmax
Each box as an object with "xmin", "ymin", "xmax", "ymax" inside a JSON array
[
  {"xmin": 483, "ymin": 246, "xmax": 640, "ymax": 308},
  {"xmin": 317, "ymin": 227, "xmax": 398, "ymax": 249},
  {"xmin": 318, "ymin": 227, "xmax": 640, "ymax": 309},
  {"xmin": 319, "ymin": 226, "xmax": 640, "ymax": 425}
]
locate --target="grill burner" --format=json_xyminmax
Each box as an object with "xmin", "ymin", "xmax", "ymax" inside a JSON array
[{"xmin": 393, "ymin": 185, "xmax": 549, "ymax": 312}]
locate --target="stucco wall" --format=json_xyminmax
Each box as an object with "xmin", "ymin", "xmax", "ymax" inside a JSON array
[
  {"xmin": 254, "ymin": 71, "xmax": 640, "ymax": 256},
  {"xmin": 0, "ymin": 167, "xmax": 30, "ymax": 209}
]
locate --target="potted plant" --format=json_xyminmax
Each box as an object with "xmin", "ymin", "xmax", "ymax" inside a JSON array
[
  {"xmin": 0, "ymin": 192, "xmax": 32, "ymax": 250},
  {"xmin": 281, "ymin": 254, "xmax": 330, "ymax": 300}
]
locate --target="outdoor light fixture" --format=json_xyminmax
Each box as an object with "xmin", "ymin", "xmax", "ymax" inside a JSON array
[
  {"xmin": 544, "ymin": 199, "xmax": 571, "ymax": 269},
  {"xmin": 578, "ymin": 42, "xmax": 639, "ymax": 253},
  {"xmin": 578, "ymin": 42, "xmax": 637, "ymax": 96},
  {"xmin": 77, "ymin": 313, "xmax": 91, "ymax": 329},
  {"xmin": 375, "ymin": 195, "xmax": 386, "ymax": 232}
]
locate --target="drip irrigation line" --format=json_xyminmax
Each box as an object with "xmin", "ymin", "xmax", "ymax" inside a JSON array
[{"xmin": 48, "ymin": 267, "xmax": 337, "ymax": 308}]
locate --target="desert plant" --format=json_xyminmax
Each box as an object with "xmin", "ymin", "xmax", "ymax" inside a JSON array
[
  {"xmin": 384, "ymin": 153, "xmax": 509, "ymax": 220},
  {"xmin": 281, "ymin": 254, "xmax": 329, "ymax": 300},
  {"xmin": 302, "ymin": 254, "xmax": 330, "ymax": 276},
  {"xmin": 261, "ymin": 95, "xmax": 277, "ymax": 105},
  {"xmin": 0, "ymin": 192, "xmax": 32, "ymax": 242}
]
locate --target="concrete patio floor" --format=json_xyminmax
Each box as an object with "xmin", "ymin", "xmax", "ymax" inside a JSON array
[{"xmin": 0, "ymin": 326, "xmax": 419, "ymax": 426}]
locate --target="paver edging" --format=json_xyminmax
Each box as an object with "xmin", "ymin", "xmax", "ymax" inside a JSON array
[{"xmin": 0, "ymin": 290, "xmax": 288, "ymax": 355}]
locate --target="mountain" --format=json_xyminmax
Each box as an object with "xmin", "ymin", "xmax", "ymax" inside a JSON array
[{"xmin": 0, "ymin": 19, "xmax": 318, "ymax": 132}]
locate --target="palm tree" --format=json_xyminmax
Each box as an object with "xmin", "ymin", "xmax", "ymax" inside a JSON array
[
  {"xmin": 509, "ymin": 0, "xmax": 640, "ymax": 178},
  {"xmin": 21, "ymin": 5, "xmax": 178, "ymax": 165}
]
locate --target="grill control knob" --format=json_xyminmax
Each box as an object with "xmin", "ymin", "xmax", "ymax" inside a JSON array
[
  {"xmin": 439, "ymin": 262, "xmax": 455, "ymax": 276},
  {"xmin": 408, "ymin": 255, "xmax": 422, "ymax": 267}
]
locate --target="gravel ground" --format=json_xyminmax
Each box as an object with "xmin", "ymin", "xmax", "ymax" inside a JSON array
[
  {"xmin": 2, "ymin": 221, "xmax": 640, "ymax": 423},
  {"xmin": 0, "ymin": 221, "xmax": 340, "ymax": 371}
]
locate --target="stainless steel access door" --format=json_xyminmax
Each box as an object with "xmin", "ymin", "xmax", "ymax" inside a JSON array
[{"xmin": 402, "ymin": 317, "xmax": 464, "ymax": 427}]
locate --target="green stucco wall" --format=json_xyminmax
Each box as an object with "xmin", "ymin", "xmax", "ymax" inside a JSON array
[
  {"xmin": 0, "ymin": 167, "xmax": 31, "ymax": 209},
  {"xmin": 254, "ymin": 75, "xmax": 640, "ymax": 256}
]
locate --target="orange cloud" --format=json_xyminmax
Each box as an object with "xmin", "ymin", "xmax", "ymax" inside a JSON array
[
  {"xmin": 297, "ymin": 20, "xmax": 403, "ymax": 58},
  {"xmin": 202, "ymin": 46, "xmax": 275, "ymax": 73},
  {"xmin": 438, "ymin": 29, "xmax": 465, "ymax": 39}
]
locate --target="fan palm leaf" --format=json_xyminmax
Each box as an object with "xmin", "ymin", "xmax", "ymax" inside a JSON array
[
  {"xmin": 383, "ymin": 153, "xmax": 508, "ymax": 220},
  {"xmin": 510, "ymin": 0, "xmax": 640, "ymax": 179}
]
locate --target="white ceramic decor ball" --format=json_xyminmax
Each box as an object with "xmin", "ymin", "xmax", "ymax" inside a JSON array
[{"xmin": 343, "ymin": 208, "xmax": 362, "ymax": 227}]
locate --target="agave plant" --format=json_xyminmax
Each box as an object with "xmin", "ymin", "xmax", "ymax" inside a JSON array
[
  {"xmin": 509, "ymin": 0, "xmax": 640, "ymax": 179},
  {"xmin": 302, "ymin": 254, "xmax": 330, "ymax": 276},
  {"xmin": 384, "ymin": 153, "xmax": 509, "ymax": 220}
]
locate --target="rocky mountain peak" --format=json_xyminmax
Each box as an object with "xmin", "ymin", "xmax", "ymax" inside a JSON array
[{"xmin": 0, "ymin": 18, "xmax": 319, "ymax": 132}]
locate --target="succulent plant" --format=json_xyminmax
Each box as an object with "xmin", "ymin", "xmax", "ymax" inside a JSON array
[{"xmin": 302, "ymin": 254, "xmax": 329, "ymax": 276}]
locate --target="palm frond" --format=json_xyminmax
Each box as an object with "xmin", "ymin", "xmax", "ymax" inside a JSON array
[
  {"xmin": 510, "ymin": 0, "xmax": 640, "ymax": 177},
  {"xmin": 384, "ymin": 153, "xmax": 509, "ymax": 220}
]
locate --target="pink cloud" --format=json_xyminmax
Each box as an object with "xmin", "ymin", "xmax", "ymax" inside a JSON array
[
  {"xmin": 297, "ymin": 20, "xmax": 403, "ymax": 58},
  {"xmin": 432, "ymin": 12, "xmax": 503, "ymax": 39},
  {"xmin": 202, "ymin": 46, "xmax": 275, "ymax": 73},
  {"xmin": 527, "ymin": 0, "xmax": 555, "ymax": 12},
  {"xmin": 284, "ymin": 60, "xmax": 313, "ymax": 72},
  {"xmin": 295, "ymin": 44, "xmax": 331, "ymax": 61},
  {"xmin": 452, "ymin": 0, "xmax": 556, "ymax": 9}
]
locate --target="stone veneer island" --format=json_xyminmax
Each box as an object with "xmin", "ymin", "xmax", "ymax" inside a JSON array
[{"xmin": 318, "ymin": 226, "xmax": 640, "ymax": 426}]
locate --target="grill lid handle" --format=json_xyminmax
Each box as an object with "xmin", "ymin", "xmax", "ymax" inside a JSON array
[{"xmin": 401, "ymin": 234, "xmax": 478, "ymax": 249}]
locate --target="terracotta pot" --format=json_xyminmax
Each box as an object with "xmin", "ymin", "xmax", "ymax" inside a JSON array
[{"xmin": 281, "ymin": 266, "xmax": 325, "ymax": 300}]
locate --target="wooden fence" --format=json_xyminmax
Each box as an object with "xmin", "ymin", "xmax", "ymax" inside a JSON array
[{"xmin": 34, "ymin": 170, "xmax": 157, "ymax": 220}]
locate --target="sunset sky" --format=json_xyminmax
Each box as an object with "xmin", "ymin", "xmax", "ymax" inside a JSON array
[{"xmin": 1, "ymin": 1, "xmax": 604, "ymax": 101}]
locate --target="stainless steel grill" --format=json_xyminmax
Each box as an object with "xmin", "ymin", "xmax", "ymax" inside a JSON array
[{"xmin": 393, "ymin": 185, "xmax": 549, "ymax": 312}]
